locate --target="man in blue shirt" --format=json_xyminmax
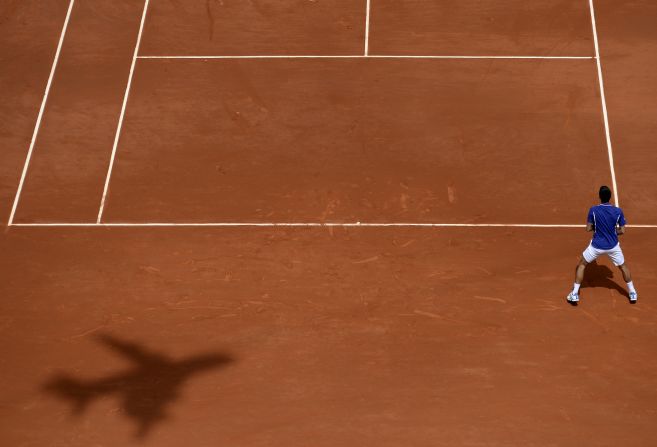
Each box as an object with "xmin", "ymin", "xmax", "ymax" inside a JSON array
[{"xmin": 567, "ymin": 186, "xmax": 637, "ymax": 305}]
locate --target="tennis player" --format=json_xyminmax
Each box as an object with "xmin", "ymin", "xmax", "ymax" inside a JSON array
[{"xmin": 567, "ymin": 186, "xmax": 637, "ymax": 305}]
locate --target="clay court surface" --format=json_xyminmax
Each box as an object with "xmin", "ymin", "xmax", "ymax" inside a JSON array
[{"xmin": 1, "ymin": 1, "xmax": 657, "ymax": 445}]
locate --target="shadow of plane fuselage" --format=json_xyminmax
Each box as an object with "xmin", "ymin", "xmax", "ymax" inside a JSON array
[{"xmin": 43, "ymin": 334, "xmax": 233, "ymax": 438}]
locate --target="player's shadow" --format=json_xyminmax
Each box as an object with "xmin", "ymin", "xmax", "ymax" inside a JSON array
[
  {"xmin": 582, "ymin": 261, "xmax": 629, "ymax": 298},
  {"xmin": 42, "ymin": 333, "xmax": 234, "ymax": 439}
]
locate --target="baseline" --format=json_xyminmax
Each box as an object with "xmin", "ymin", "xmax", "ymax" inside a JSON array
[{"xmin": 10, "ymin": 222, "xmax": 657, "ymax": 228}]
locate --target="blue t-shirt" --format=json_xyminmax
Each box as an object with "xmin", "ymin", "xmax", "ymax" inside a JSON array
[{"xmin": 587, "ymin": 203, "xmax": 626, "ymax": 250}]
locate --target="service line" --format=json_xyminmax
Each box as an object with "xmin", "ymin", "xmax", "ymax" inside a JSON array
[
  {"xmin": 7, "ymin": 0, "xmax": 76, "ymax": 225},
  {"xmin": 137, "ymin": 55, "xmax": 595, "ymax": 60}
]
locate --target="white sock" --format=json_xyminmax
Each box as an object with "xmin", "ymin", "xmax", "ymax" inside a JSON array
[
  {"xmin": 573, "ymin": 283, "xmax": 581, "ymax": 294},
  {"xmin": 627, "ymin": 281, "xmax": 636, "ymax": 293}
]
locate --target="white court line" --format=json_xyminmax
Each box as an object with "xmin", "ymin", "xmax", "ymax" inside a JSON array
[
  {"xmin": 137, "ymin": 55, "xmax": 594, "ymax": 60},
  {"xmin": 11, "ymin": 222, "xmax": 657, "ymax": 229},
  {"xmin": 7, "ymin": 0, "xmax": 76, "ymax": 226},
  {"xmin": 364, "ymin": 0, "xmax": 371, "ymax": 56},
  {"xmin": 9, "ymin": 223, "xmax": 589, "ymax": 228},
  {"xmin": 589, "ymin": 0, "xmax": 619, "ymax": 206},
  {"xmin": 97, "ymin": 0, "xmax": 150, "ymax": 223},
  {"xmin": 11, "ymin": 222, "xmax": 657, "ymax": 228}
]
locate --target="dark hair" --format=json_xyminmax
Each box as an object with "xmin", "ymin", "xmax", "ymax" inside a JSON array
[{"xmin": 599, "ymin": 185, "xmax": 612, "ymax": 203}]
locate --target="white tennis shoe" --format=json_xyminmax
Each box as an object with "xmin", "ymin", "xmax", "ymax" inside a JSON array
[
  {"xmin": 629, "ymin": 291, "xmax": 638, "ymax": 304},
  {"xmin": 567, "ymin": 292, "xmax": 579, "ymax": 305}
]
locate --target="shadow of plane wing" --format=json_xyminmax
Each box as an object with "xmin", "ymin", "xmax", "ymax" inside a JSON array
[{"xmin": 97, "ymin": 333, "xmax": 170, "ymax": 365}]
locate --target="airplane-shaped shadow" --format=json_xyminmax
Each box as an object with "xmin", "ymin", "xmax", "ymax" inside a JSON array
[
  {"xmin": 42, "ymin": 333, "xmax": 234, "ymax": 439},
  {"xmin": 582, "ymin": 260, "xmax": 629, "ymax": 298}
]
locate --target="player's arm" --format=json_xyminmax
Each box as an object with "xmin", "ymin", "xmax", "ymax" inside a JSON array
[
  {"xmin": 586, "ymin": 207, "xmax": 595, "ymax": 232},
  {"xmin": 616, "ymin": 209, "xmax": 627, "ymax": 235}
]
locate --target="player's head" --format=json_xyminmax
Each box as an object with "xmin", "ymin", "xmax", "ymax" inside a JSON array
[{"xmin": 599, "ymin": 185, "xmax": 612, "ymax": 203}]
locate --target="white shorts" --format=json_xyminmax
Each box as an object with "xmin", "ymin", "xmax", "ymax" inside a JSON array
[{"xmin": 583, "ymin": 242, "xmax": 625, "ymax": 266}]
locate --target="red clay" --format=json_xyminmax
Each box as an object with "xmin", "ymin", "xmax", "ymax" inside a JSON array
[
  {"xmin": 13, "ymin": 0, "xmax": 144, "ymax": 222},
  {"xmin": 140, "ymin": 0, "xmax": 366, "ymax": 56},
  {"xmin": 0, "ymin": 0, "xmax": 70, "ymax": 225},
  {"xmin": 1, "ymin": 228, "xmax": 657, "ymax": 446},
  {"xmin": 370, "ymin": 0, "xmax": 593, "ymax": 56},
  {"xmin": 594, "ymin": 0, "xmax": 657, "ymax": 223},
  {"xmin": 103, "ymin": 58, "xmax": 609, "ymax": 224},
  {"xmin": 1, "ymin": 1, "xmax": 657, "ymax": 446}
]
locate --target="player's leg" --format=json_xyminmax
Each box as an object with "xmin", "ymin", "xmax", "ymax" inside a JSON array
[
  {"xmin": 575, "ymin": 257, "xmax": 587, "ymax": 285},
  {"xmin": 568, "ymin": 243, "xmax": 599, "ymax": 304},
  {"xmin": 568, "ymin": 256, "xmax": 588, "ymax": 304},
  {"xmin": 618, "ymin": 263, "xmax": 631, "ymax": 282},
  {"xmin": 618, "ymin": 264, "xmax": 637, "ymax": 303},
  {"xmin": 608, "ymin": 245, "xmax": 637, "ymax": 303}
]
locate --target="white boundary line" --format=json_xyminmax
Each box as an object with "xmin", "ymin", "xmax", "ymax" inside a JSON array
[
  {"xmin": 588, "ymin": 0, "xmax": 619, "ymax": 206},
  {"xmin": 364, "ymin": 0, "xmax": 371, "ymax": 56},
  {"xmin": 137, "ymin": 55, "xmax": 594, "ymax": 60},
  {"xmin": 6, "ymin": 0, "xmax": 76, "ymax": 226},
  {"xmin": 5, "ymin": 222, "xmax": 597, "ymax": 228},
  {"xmin": 96, "ymin": 0, "xmax": 150, "ymax": 223},
  {"xmin": 11, "ymin": 223, "xmax": 657, "ymax": 229}
]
